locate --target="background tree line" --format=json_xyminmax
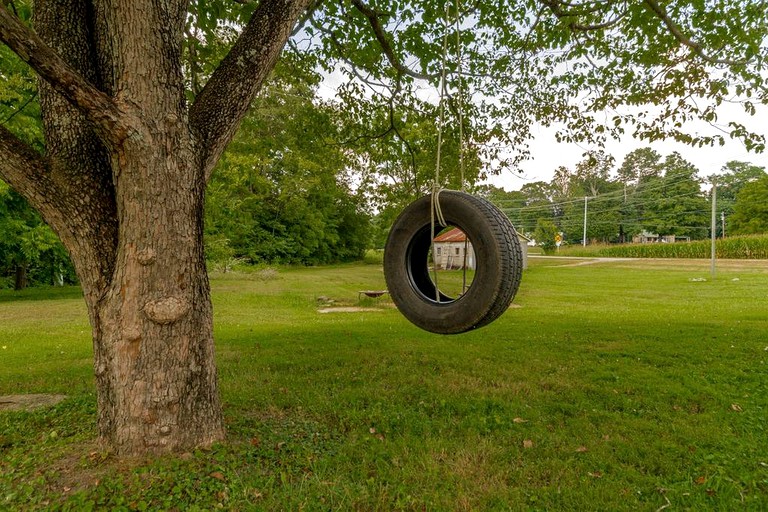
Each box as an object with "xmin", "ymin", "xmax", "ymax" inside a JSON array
[{"xmin": 484, "ymin": 149, "xmax": 766, "ymax": 249}]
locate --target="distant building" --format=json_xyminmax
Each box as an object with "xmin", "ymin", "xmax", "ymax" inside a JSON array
[
  {"xmin": 433, "ymin": 228, "xmax": 475, "ymax": 270},
  {"xmin": 632, "ymin": 231, "xmax": 691, "ymax": 244},
  {"xmin": 433, "ymin": 227, "xmax": 528, "ymax": 270}
]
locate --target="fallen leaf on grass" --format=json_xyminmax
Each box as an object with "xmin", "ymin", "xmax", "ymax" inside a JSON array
[
  {"xmin": 85, "ymin": 450, "xmax": 112, "ymax": 465},
  {"xmin": 523, "ymin": 439, "xmax": 534, "ymax": 449},
  {"xmin": 587, "ymin": 471, "xmax": 602, "ymax": 478},
  {"xmin": 576, "ymin": 446, "xmax": 588, "ymax": 453},
  {"xmin": 513, "ymin": 417, "xmax": 528, "ymax": 423},
  {"xmin": 730, "ymin": 403, "xmax": 743, "ymax": 412},
  {"xmin": 694, "ymin": 476, "xmax": 707, "ymax": 485},
  {"xmin": 210, "ymin": 471, "xmax": 226, "ymax": 481}
]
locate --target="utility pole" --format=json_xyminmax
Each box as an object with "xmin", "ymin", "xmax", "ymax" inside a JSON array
[
  {"xmin": 583, "ymin": 196, "xmax": 588, "ymax": 247},
  {"xmin": 711, "ymin": 180, "xmax": 717, "ymax": 277}
]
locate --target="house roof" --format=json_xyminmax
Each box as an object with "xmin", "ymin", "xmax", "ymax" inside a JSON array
[
  {"xmin": 433, "ymin": 227, "xmax": 466, "ymax": 243},
  {"xmin": 434, "ymin": 226, "xmax": 531, "ymax": 243}
]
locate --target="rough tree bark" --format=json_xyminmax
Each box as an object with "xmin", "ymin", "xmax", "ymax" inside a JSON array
[{"xmin": 0, "ymin": 0, "xmax": 312, "ymax": 455}]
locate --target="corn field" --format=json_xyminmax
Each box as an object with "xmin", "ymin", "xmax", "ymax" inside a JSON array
[{"xmin": 557, "ymin": 234, "xmax": 768, "ymax": 259}]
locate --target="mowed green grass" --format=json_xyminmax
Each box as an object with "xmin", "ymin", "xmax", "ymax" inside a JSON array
[{"xmin": 1, "ymin": 258, "xmax": 767, "ymax": 510}]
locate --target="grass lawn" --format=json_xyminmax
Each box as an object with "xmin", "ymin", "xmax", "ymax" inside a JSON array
[{"xmin": 1, "ymin": 258, "xmax": 767, "ymax": 510}]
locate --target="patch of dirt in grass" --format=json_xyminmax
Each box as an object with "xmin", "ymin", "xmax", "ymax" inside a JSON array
[
  {"xmin": 318, "ymin": 306, "xmax": 389, "ymax": 313},
  {"xmin": 0, "ymin": 394, "xmax": 67, "ymax": 412},
  {"xmin": 43, "ymin": 440, "xmax": 115, "ymax": 499}
]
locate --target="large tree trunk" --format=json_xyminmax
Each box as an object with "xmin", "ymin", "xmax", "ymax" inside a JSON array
[
  {"xmin": 33, "ymin": 0, "xmax": 226, "ymax": 455},
  {"xmin": 93, "ymin": 137, "xmax": 224, "ymax": 453},
  {"xmin": 0, "ymin": 0, "xmax": 309, "ymax": 455}
]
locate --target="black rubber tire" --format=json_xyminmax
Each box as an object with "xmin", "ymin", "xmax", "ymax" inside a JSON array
[{"xmin": 384, "ymin": 190, "xmax": 523, "ymax": 334}]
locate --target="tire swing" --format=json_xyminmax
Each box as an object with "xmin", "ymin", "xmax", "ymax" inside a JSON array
[
  {"xmin": 384, "ymin": 190, "xmax": 523, "ymax": 334},
  {"xmin": 382, "ymin": 3, "xmax": 523, "ymax": 334}
]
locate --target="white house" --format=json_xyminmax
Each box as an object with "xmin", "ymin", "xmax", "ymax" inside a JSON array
[
  {"xmin": 433, "ymin": 227, "xmax": 475, "ymax": 270},
  {"xmin": 632, "ymin": 230, "xmax": 691, "ymax": 244},
  {"xmin": 433, "ymin": 227, "xmax": 528, "ymax": 270}
]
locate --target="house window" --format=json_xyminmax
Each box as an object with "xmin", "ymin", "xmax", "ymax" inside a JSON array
[
  {"xmin": 455, "ymin": 247, "xmax": 460, "ymax": 255},
  {"xmin": 436, "ymin": 247, "xmax": 442, "ymax": 256}
]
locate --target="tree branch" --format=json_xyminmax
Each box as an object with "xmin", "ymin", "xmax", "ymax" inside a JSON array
[
  {"xmin": 642, "ymin": 0, "xmax": 746, "ymax": 66},
  {"xmin": 0, "ymin": 124, "xmax": 53, "ymax": 210},
  {"xmin": 291, "ymin": 0, "xmax": 324, "ymax": 37},
  {"xmin": 0, "ymin": 121, "xmax": 119, "ymax": 295},
  {"xmin": 539, "ymin": 0, "xmax": 628, "ymax": 32},
  {"xmin": 310, "ymin": 18, "xmax": 397, "ymax": 96},
  {"xmin": 350, "ymin": 0, "xmax": 435, "ymax": 81},
  {"xmin": 540, "ymin": 0, "xmax": 748, "ymax": 65},
  {"xmin": 189, "ymin": 0, "xmax": 314, "ymax": 180},
  {"xmin": 0, "ymin": 6, "xmax": 129, "ymax": 146}
]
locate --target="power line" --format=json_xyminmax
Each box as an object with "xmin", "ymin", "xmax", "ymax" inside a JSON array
[
  {"xmin": 493, "ymin": 174, "xmax": 705, "ymax": 214},
  {"xmin": 499, "ymin": 188, "xmax": 709, "ymax": 218},
  {"xmin": 502, "ymin": 187, "xmax": 715, "ymax": 239}
]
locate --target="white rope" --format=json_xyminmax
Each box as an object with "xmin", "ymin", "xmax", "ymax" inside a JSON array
[
  {"xmin": 454, "ymin": 0, "xmax": 466, "ymax": 192},
  {"xmin": 454, "ymin": 0, "xmax": 468, "ymax": 292},
  {"xmin": 429, "ymin": 5, "xmax": 453, "ymax": 302},
  {"xmin": 430, "ymin": 1, "xmax": 467, "ymax": 302},
  {"xmin": 433, "ymin": 3, "xmax": 450, "ymax": 191},
  {"xmin": 432, "ymin": 186, "xmax": 448, "ymax": 227}
]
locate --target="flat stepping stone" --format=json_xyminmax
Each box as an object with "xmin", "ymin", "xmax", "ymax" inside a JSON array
[
  {"xmin": 0, "ymin": 394, "xmax": 67, "ymax": 412},
  {"xmin": 318, "ymin": 307, "xmax": 383, "ymax": 313}
]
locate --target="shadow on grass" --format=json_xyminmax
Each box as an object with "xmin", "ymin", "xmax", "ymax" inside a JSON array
[{"xmin": 0, "ymin": 285, "xmax": 83, "ymax": 303}]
